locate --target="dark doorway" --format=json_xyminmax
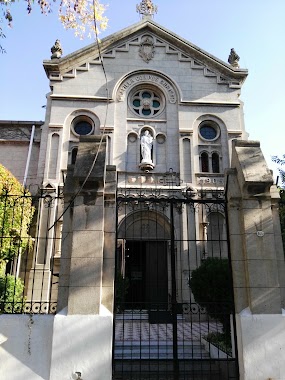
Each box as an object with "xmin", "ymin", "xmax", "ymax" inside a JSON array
[{"xmin": 125, "ymin": 240, "xmax": 168, "ymax": 309}]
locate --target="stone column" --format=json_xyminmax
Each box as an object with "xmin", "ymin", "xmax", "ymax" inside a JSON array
[
  {"xmin": 226, "ymin": 140, "xmax": 285, "ymax": 379},
  {"xmin": 102, "ymin": 165, "xmax": 117, "ymax": 314}
]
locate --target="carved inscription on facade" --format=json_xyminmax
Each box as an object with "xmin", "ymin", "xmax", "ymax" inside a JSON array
[
  {"xmin": 197, "ymin": 177, "xmax": 224, "ymax": 185},
  {"xmin": 117, "ymin": 73, "xmax": 177, "ymax": 103}
]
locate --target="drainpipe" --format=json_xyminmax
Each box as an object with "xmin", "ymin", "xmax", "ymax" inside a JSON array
[
  {"xmin": 15, "ymin": 124, "xmax": 36, "ymax": 277},
  {"xmin": 23, "ymin": 124, "xmax": 35, "ymax": 188}
]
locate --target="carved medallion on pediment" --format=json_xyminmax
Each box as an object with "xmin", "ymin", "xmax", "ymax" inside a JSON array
[{"xmin": 139, "ymin": 36, "xmax": 155, "ymax": 63}]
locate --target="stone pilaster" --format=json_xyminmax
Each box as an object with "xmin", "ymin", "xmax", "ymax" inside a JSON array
[
  {"xmin": 226, "ymin": 140, "xmax": 285, "ymax": 379},
  {"xmin": 57, "ymin": 136, "xmax": 117, "ymax": 315},
  {"xmin": 51, "ymin": 136, "xmax": 117, "ymax": 380}
]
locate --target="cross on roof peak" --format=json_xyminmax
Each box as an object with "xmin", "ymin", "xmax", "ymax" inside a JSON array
[{"xmin": 136, "ymin": 0, "xmax": 158, "ymax": 19}]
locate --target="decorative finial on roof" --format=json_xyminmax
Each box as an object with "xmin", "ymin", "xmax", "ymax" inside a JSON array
[
  {"xmin": 136, "ymin": 0, "xmax": 158, "ymax": 19},
  {"xmin": 51, "ymin": 39, "xmax": 63, "ymax": 59},
  {"xmin": 228, "ymin": 48, "xmax": 240, "ymax": 68}
]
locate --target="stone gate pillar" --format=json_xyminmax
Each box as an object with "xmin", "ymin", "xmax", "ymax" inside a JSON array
[
  {"xmin": 226, "ymin": 140, "xmax": 285, "ymax": 380},
  {"xmin": 50, "ymin": 136, "xmax": 117, "ymax": 380}
]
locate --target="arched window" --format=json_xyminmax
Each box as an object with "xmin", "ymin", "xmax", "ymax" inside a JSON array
[
  {"xmin": 212, "ymin": 152, "xmax": 220, "ymax": 173},
  {"xmin": 201, "ymin": 152, "xmax": 209, "ymax": 172},
  {"xmin": 48, "ymin": 133, "xmax": 59, "ymax": 179},
  {"xmin": 207, "ymin": 212, "xmax": 227, "ymax": 258},
  {"xmin": 71, "ymin": 147, "xmax": 78, "ymax": 164}
]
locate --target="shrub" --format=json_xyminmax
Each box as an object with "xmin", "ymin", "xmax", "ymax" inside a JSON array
[
  {"xmin": 0, "ymin": 164, "xmax": 34, "ymax": 264},
  {"xmin": 189, "ymin": 257, "xmax": 233, "ymax": 333},
  {"xmin": 205, "ymin": 331, "xmax": 232, "ymax": 355},
  {"xmin": 0, "ymin": 274, "xmax": 25, "ymax": 313}
]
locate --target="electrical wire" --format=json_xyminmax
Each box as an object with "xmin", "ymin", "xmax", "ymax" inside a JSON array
[{"xmin": 48, "ymin": 2, "xmax": 110, "ymax": 231}]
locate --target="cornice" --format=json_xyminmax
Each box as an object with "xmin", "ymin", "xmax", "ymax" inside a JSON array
[
  {"xmin": 50, "ymin": 94, "xmax": 113, "ymax": 102},
  {"xmin": 180, "ymin": 100, "xmax": 241, "ymax": 107}
]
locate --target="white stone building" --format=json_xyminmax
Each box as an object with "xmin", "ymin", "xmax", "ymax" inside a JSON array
[{"xmin": 1, "ymin": 2, "xmax": 285, "ymax": 380}]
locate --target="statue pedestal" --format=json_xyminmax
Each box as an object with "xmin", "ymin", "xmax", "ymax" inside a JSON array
[{"xmin": 139, "ymin": 161, "xmax": 154, "ymax": 172}]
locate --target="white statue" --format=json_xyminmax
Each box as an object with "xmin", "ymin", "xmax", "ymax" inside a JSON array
[{"xmin": 140, "ymin": 130, "xmax": 153, "ymax": 163}]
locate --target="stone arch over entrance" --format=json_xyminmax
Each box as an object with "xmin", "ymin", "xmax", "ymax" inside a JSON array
[
  {"xmin": 117, "ymin": 210, "xmax": 171, "ymax": 309},
  {"xmin": 118, "ymin": 209, "xmax": 171, "ymax": 240}
]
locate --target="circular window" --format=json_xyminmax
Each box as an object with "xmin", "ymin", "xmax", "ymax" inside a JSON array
[
  {"xmin": 74, "ymin": 121, "xmax": 93, "ymax": 135},
  {"xmin": 130, "ymin": 89, "xmax": 164, "ymax": 118},
  {"xmin": 199, "ymin": 122, "xmax": 220, "ymax": 141},
  {"xmin": 72, "ymin": 116, "xmax": 94, "ymax": 136}
]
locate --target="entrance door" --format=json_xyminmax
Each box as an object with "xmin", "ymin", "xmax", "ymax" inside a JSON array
[
  {"xmin": 114, "ymin": 196, "xmax": 239, "ymax": 379},
  {"xmin": 125, "ymin": 240, "xmax": 168, "ymax": 309}
]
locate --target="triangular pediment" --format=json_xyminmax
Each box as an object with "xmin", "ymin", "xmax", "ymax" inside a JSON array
[{"xmin": 43, "ymin": 19, "xmax": 247, "ymax": 89}]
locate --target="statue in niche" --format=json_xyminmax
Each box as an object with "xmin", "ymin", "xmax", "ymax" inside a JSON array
[
  {"xmin": 139, "ymin": 130, "xmax": 154, "ymax": 171},
  {"xmin": 140, "ymin": 130, "xmax": 153, "ymax": 163}
]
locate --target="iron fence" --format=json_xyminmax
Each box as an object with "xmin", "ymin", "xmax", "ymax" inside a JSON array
[{"xmin": 0, "ymin": 187, "xmax": 62, "ymax": 314}]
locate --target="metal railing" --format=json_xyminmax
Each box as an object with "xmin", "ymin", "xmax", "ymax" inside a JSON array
[{"xmin": 0, "ymin": 187, "xmax": 62, "ymax": 314}]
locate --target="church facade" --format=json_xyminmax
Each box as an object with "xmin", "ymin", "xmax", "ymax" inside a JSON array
[
  {"xmin": 37, "ymin": 1, "xmax": 248, "ymax": 311},
  {"xmin": 1, "ymin": 1, "xmax": 248, "ymax": 311},
  {"xmin": 1, "ymin": 2, "xmax": 285, "ymax": 380}
]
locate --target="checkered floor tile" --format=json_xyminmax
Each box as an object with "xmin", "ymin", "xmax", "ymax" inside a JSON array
[{"xmin": 115, "ymin": 321, "xmax": 222, "ymax": 342}]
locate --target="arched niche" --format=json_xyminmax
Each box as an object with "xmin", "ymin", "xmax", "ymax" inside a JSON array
[{"xmin": 48, "ymin": 133, "xmax": 60, "ymax": 180}]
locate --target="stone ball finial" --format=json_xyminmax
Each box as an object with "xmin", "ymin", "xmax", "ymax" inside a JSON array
[
  {"xmin": 228, "ymin": 48, "xmax": 240, "ymax": 68},
  {"xmin": 51, "ymin": 39, "xmax": 63, "ymax": 59}
]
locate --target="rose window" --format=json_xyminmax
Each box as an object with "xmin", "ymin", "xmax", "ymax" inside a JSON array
[{"xmin": 132, "ymin": 90, "xmax": 162, "ymax": 117}]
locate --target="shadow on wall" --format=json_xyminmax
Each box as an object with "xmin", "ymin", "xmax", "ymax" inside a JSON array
[
  {"xmin": 0, "ymin": 312, "xmax": 113, "ymax": 380},
  {"xmin": 0, "ymin": 314, "xmax": 54, "ymax": 380}
]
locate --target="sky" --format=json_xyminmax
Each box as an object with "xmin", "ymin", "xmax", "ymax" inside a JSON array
[{"xmin": 1, "ymin": 0, "xmax": 284, "ymax": 180}]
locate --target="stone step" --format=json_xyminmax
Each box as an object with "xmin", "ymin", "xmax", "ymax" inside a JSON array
[
  {"xmin": 113, "ymin": 373, "xmax": 221, "ymax": 380},
  {"xmin": 114, "ymin": 352, "xmax": 209, "ymax": 360},
  {"xmin": 114, "ymin": 341, "xmax": 209, "ymax": 360},
  {"xmin": 113, "ymin": 359, "xmax": 227, "ymax": 380},
  {"xmin": 115, "ymin": 311, "xmax": 184, "ymax": 321}
]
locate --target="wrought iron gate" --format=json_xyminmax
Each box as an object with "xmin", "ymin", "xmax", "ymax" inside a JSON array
[{"xmin": 113, "ymin": 181, "xmax": 239, "ymax": 380}]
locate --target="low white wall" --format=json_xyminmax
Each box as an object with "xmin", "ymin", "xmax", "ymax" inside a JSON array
[
  {"xmin": 0, "ymin": 312, "xmax": 113, "ymax": 380},
  {"xmin": 236, "ymin": 311, "xmax": 285, "ymax": 380},
  {"xmin": 0, "ymin": 314, "xmax": 54, "ymax": 380},
  {"xmin": 3, "ymin": 311, "xmax": 285, "ymax": 379},
  {"xmin": 50, "ymin": 312, "xmax": 113, "ymax": 380}
]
